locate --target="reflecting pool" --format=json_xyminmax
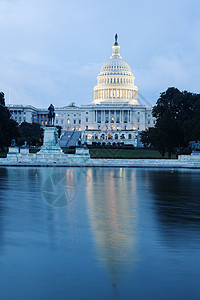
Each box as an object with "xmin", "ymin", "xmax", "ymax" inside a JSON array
[{"xmin": 0, "ymin": 167, "xmax": 200, "ymax": 300}]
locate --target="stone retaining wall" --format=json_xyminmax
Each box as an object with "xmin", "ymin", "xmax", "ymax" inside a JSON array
[{"xmin": 1, "ymin": 154, "xmax": 200, "ymax": 168}]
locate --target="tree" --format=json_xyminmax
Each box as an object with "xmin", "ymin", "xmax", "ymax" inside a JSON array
[
  {"xmin": 140, "ymin": 127, "xmax": 166, "ymax": 157},
  {"xmin": 18, "ymin": 122, "xmax": 43, "ymax": 146},
  {"xmin": 0, "ymin": 92, "xmax": 19, "ymax": 150},
  {"xmin": 141, "ymin": 87, "xmax": 200, "ymax": 158}
]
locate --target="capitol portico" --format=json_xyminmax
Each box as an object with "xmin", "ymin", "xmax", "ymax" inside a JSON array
[{"xmin": 7, "ymin": 35, "xmax": 155, "ymax": 147}]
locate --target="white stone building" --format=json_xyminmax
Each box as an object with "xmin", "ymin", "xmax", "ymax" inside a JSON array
[{"xmin": 7, "ymin": 36, "xmax": 155, "ymax": 147}]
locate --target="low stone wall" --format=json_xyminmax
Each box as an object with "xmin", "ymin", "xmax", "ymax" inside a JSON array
[{"xmin": 1, "ymin": 154, "xmax": 200, "ymax": 168}]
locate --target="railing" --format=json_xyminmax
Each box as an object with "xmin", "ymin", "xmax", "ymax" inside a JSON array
[{"xmin": 65, "ymin": 130, "xmax": 75, "ymax": 147}]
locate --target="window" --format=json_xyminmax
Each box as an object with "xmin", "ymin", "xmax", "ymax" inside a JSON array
[
  {"xmin": 61, "ymin": 119, "xmax": 63, "ymax": 124},
  {"xmin": 86, "ymin": 117, "xmax": 88, "ymax": 122},
  {"xmin": 124, "ymin": 111, "xmax": 128, "ymax": 123},
  {"xmin": 86, "ymin": 112, "xmax": 88, "ymax": 114},
  {"xmin": 137, "ymin": 118, "xmax": 140, "ymax": 123},
  {"xmin": 97, "ymin": 110, "xmax": 101, "ymax": 123},
  {"xmin": 148, "ymin": 120, "xmax": 150, "ymax": 124},
  {"xmin": 138, "ymin": 112, "xmax": 140, "ymax": 114},
  {"xmin": 79, "ymin": 120, "xmax": 81, "ymax": 124},
  {"xmin": 67, "ymin": 119, "xmax": 70, "ymax": 124},
  {"xmin": 128, "ymin": 134, "xmax": 132, "ymax": 139},
  {"xmin": 85, "ymin": 126, "xmax": 88, "ymax": 130},
  {"xmin": 74, "ymin": 120, "xmax": 76, "ymax": 124},
  {"xmin": 56, "ymin": 120, "xmax": 58, "ymax": 124}
]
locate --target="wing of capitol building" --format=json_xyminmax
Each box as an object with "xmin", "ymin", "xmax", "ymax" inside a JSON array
[{"xmin": 7, "ymin": 35, "xmax": 155, "ymax": 147}]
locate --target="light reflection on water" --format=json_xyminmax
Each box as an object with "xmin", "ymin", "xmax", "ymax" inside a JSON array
[
  {"xmin": 0, "ymin": 167, "xmax": 200, "ymax": 300},
  {"xmin": 86, "ymin": 168, "xmax": 137, "ymax": 271}
]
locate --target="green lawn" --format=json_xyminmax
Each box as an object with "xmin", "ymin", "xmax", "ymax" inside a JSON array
[
  {"xmin": 89, "ymin": 148, "xmax": 177, "ymax": 159},
  {"xmin": 0, "ymin": 148, "xmax": 177, "ymax": 159},
  {"xmin": 0, "ymin": 152, "xmax": 7, "ymax": 158},
  {"xmin": 29, "ymin": 149, "xmax": 40, "ymax": 153}
]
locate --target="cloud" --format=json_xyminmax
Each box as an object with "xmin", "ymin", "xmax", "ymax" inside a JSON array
[{"xmin": 0, "ymin": 0, "xmax": 200, "ymax": 108}]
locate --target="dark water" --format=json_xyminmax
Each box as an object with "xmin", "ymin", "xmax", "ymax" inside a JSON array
[{"xmin": 0, "ymin": 167, "xmax": 200, "ymax": 300}]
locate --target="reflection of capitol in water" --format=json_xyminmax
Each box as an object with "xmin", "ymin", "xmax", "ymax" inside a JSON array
[{"xmin": 86, "ymin": 168, "xmax": 138, "ymax": 275}]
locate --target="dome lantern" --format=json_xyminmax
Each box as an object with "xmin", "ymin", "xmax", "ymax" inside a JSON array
[{"xmin": 111, "ymin": 33, "xmax": 121, "ymax": 59}]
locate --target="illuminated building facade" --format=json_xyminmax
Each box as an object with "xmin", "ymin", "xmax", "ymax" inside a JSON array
[{"xmin": 7, "ymin": 36, "xmax": 155, "ymax": 147}]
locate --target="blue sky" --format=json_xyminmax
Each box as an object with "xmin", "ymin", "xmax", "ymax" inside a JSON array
[{"xmin": 1, "ymin": 0, "xmax": 200, "ymax": 107}]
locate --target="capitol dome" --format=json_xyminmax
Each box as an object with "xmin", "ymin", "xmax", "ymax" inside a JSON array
[{"xmin": 93, "ymin": 35, "xmax": 139, "ymax": 105}]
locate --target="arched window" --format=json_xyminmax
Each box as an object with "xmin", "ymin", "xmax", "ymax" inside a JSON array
[
  {"xmin": 115, "ymin": 134, "xmax": 118, "ymax": 140},
  {"xmin": 128, "ymin": 134, "xmax": 132, "ymax": 139}
]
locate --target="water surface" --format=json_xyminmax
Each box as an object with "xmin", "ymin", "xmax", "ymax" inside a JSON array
[{"xmin": 0, "ymin": 167, "xmax": 200, "ymax": 300}]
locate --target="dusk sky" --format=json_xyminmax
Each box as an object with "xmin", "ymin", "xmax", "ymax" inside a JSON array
[{"xmin": 1, "ymin": 0, "xmax": 200, "ymax": 108}]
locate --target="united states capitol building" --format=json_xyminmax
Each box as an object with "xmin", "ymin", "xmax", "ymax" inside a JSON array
[{"xmin": 7, "ymin": 36, "xmax": 155, "ymax": 147}]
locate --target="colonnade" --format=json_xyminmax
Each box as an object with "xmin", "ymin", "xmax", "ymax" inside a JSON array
[
  {"xmin": 93, "ymin": 109, "xmax": 133, "ymax": 123},
  {"xmin": 94, "ymin": 88, "xmax": 137, "ymax": 100}
]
